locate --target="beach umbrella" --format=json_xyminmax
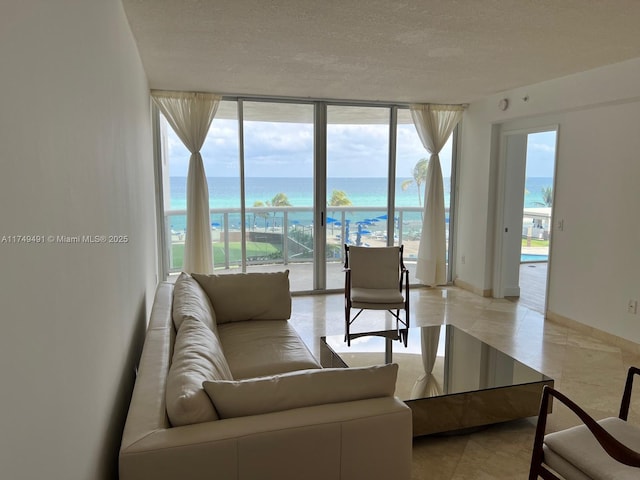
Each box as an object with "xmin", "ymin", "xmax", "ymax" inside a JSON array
[{"xmin": 325, "ymin": 217, "xmax": 337, "ymax": 224}]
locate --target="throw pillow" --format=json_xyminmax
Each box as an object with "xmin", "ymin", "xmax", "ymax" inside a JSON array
[
  {"xmin": 203, "ymin": 363, "xmax": 398, "ymax": 419},
  {"xmin": 192, "ymin": 270, "xmax": 291, "ymax": 324},
  {"xmin": 166, "ymin": 317, "xmax": 233, "ymax": 426},
  {"xmin": 172, "ymin": 272, "xmax": 217, "ymax": 332}
]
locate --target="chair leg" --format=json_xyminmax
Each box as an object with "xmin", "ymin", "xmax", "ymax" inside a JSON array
[
  {"xmin": 405, "ymin": 307, "xmax": 409, "ymax": 346},
  {"xmin": 345, "ymin": 306, "xmax": 350, "ymax": 346}
]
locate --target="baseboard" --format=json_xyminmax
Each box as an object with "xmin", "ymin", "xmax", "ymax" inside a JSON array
[
  {"xmin": 547, "ymin": 311, "xmax": 640, "ymax": 355},
  {"xmin": 453, "ymin": 278, "xmax": 492, "ymax": 297},
  {"xmin": 503, "ymin": 286, "xmax": 520, "ymax": 297}
]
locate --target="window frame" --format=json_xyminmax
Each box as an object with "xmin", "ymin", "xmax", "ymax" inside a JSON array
[{"xmin": 154, "ymin": 95, "xmax": 459, "ymax": 290}]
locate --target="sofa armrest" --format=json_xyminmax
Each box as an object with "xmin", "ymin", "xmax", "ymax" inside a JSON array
[
  {"xmin": 121, "ymin": 282, "xmax": 174, "ymax": 449},
  {"xmin": 120, "ymin": 396, "xmax": 412, "ymax": 480}
]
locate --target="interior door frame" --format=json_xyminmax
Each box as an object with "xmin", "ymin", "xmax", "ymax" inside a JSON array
[{"xmin": 493, "ymin": 124, "xmax": 559, "ymax": 312}]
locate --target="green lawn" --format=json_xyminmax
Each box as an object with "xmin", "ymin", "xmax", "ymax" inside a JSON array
[
  {"xmin": 171, "ymin": 242, "xmax": 280, "ymax": 269},
  {"xmin": 521, "ymin": 238, "xmax": 549, "ymax": 248}
]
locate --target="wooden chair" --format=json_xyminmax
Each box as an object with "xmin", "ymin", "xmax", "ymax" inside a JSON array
[
  {"xmin": 529, "ymin": 366, "xmax": 640, "ymax": 479},
  {"xmin": 343, "ymin": 244, "xmax": 409, "ymax": 346}
]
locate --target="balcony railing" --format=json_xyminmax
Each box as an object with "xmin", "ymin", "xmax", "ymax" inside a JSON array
[
  {"xmin": 164, "ymin": 205, "xmax": 440, "ymax": 273},
  {"xmin": 521, "ymin": 207, "xmax": 551, "ymax": 261}
]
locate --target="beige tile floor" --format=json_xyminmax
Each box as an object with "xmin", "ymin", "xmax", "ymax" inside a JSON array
[{"xmin": 289, "ymin": 286, "xmax": 640, "ymax": 479}]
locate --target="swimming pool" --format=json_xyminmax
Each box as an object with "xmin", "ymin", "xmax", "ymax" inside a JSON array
[{"xmin": 521, "ymin": 254, "xmax": 548, "ymax": 263}]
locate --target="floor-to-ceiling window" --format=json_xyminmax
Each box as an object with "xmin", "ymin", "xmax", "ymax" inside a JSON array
[
  {"xmin": 395, "ymin": 109, "xmax": 453, "ymax": 283},
  {"xmin": 325, "ymin": 105, "xmax": 390, "ymax": 289},
  {"xmin": 158, "ymin": 98, "xmax": 457, "ymax": 292},
  {"xmin": 242, "ymin": 101, "xmax": 315, "ymax": 290},
  {"xmin": 160, "ymin": 100, "xmax": 240, "ymax": 273}
]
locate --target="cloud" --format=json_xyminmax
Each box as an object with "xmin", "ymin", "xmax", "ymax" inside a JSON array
[
  {"xmin": 529, "ymin": 142, "xmax": 555, "ymax": 153},
  {"xmin": 526, "ymin": 131, "xmax": 557, "ymax": 177},
  {"xmin": 243, "ymin": 121, "xmax": 314, "ymax": 176},
  {"xmin": 327, "ymin": 124, "xmax": 390, "ymax": 176},
  {"xmin": 162, "ymin": 110, "xmax": 454, "ymax": 178}
]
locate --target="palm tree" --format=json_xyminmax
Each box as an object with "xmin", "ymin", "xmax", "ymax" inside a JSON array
[
  {"xmin": 534, "ymin": 186, "xmax": 553, "ymax": 207},
  {"xmin": 269, "ymin": 192, "xmax": 292, "ymax": 207},
  {"xmin": 401, "ymin": 157, "xmax": 429, "ymax": 207},
  {"xmin": 266, "ymin": 193, "xmax": 291, "ymax": 231},
  {"xmin": 253, "ymin": 200, "xmax": 269, "ymax": 231},
  {"xmin": 328, "ymin": 189, "xmax": 352, "ymax": 206},
  {"xmin": 327, "ymin": 189, "xmax": 352, "ymax": 237}
]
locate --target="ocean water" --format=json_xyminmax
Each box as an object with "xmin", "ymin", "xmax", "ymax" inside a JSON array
[
  {"xmin": 168, "ymin": 177, "xmax": 449, "ymax": 209},
  {"xmin": 523, "ymin": 177, "xmax": 554, "ymax": 207},
  {"xmin": 166, "ymin": 176, "xmax": 553, "ymax": 231}
]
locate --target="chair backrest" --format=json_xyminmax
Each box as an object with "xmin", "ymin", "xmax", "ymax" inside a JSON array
[{"xmin": 347, "ymin": 246, "xmax": 401, "ymax": 290}]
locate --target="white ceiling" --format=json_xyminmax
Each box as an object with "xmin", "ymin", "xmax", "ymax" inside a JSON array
[{"xmin": 122, "ymin": 0, "xmax": 640, "ymax": 104}]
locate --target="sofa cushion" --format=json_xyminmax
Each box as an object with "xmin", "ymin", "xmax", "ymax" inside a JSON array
[
  {"xmin": 165, "ymin": 318, "xmax": 233, "ymax": 426},
  {"xmin": 172, "ymin": 272, "xmax": 217, "ymax": 332},
  {"xmin": 192, "ymin": 271, "xmax": 291, "ymax": 324},
  {"xmin": 203, "ymin": 363, "xmax": 399, "ymax": 419},
  {"xmin": 217, "ymin": 320, "xmax": 321, "ymax": 379}
]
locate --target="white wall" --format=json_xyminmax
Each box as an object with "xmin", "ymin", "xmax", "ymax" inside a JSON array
[
  {"xmin": 456, "ymin": 57, "xmax": 640, "ymax": 342},
  {"xmin": 0, "ymin": 2, "xmax": 156, "ymax": 479}
]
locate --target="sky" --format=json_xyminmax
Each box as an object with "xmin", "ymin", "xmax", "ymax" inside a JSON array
[
  {"xmin": 163, "ymin": 117, "xmax": 556, "ymax": 179},
  {"xmin": 164, "ymin": 117, "xmax": 454, "ymax": 178},
  {"xmin": 526, "ymin": 131, "xmax": 557, "ymax": 177}
]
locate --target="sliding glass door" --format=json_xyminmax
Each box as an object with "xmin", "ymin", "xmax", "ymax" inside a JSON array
[
  {"xmin": 242, "ymin": 101, "xmax": 315, "ymax": 291},
  {"xmin": 325, "ymin": 106, "xmax": 391, "ymax": 289},
  {"xmin": 158, "ymin": 99, "xmax": 457, "ymax": 292}
]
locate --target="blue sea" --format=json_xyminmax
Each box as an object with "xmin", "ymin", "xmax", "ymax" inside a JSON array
[
  {"xmin": 166, "ymin": 176, "xmax": 553, "ymax": 232},
  {"xmin": 522, "ymin": 177, "xmax": 554, "ymax": 207}
]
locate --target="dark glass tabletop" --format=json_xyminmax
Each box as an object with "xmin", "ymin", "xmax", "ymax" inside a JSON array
[{"xmin": 321, "ymin": 324, "xmax": 552, "ymax": 401}]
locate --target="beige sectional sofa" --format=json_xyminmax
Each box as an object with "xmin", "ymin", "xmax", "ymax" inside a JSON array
[{"xmin": 119, "ymin": 271, "xmax": 412, "ymax": 480}]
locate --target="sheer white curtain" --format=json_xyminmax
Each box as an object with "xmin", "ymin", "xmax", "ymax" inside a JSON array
[
  {"xmin": 410, "ymin": 326, "xmax": 442, "ymax": 399},
  {"xmin": 152, "ymin": 91, "xmax": 221, "ymax": 274},
  {"xmin": 410, "ymin": 104, "xmax": 464, "ymax": 286}
]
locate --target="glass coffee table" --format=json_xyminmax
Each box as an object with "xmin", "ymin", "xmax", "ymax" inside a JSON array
[{"xmin": 320, "ymin": 325, "xmax": 553, "ymax": 436}]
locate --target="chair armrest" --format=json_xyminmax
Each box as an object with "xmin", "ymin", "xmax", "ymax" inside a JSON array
[
  {"xmin": 620, "ymin": 366, "xmax": 640, "ymax": 420},
  {"xmin": 530, "ymin": 385, "xmax": 640, "ymax": 480},
  {"xmin": 344, "ymin": 267, "xmax": 351, "ymax": 297},
  {"xmin": 343, "ymin": 243, "xmax": 350, "ymax": 269}
]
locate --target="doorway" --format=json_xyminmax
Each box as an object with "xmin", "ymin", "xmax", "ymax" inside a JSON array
[{"xmin": 497, "ymin": 127, "xmax": 557, "ymax": 313}]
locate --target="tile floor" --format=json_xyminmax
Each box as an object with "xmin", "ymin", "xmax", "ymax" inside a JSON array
[{"xmin": 289, "ymin": 286, "xmax": 640, "ymax": 479}]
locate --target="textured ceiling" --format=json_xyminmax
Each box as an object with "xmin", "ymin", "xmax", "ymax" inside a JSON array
[{"xmin": 122, "ymin": 0, "xmax": 640, "ymax": 104}]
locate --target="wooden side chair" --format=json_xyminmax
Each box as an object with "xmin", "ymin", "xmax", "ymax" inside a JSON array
[
  {"xmin": 343, "ymin": 244, "xmax": 409, "ymax": 346},
  {"xmin": 529, "ymin": 366, "xmax": 640, "ymax": 479}
]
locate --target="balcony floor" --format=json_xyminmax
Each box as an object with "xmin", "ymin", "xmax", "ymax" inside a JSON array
[{"xmin": 510, "ymin": 261, "xmax": 548, "ymax": 314}]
